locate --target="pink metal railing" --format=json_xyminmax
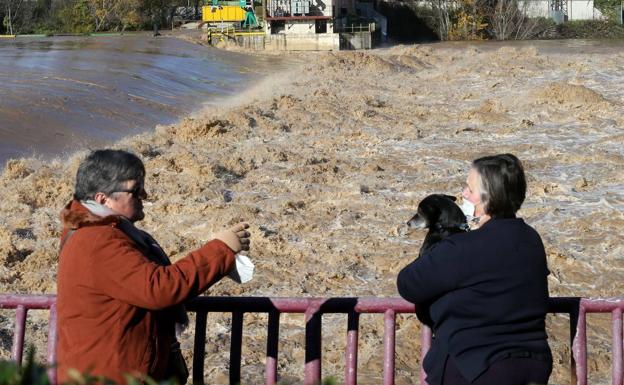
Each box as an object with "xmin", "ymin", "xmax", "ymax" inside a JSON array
[
  {"xmin": 184, "ymin": 297, "xmax": 420, "ymax": 385},
  {"xmin": 560, "ymin": 297, "xmax": 624, "ymax": 385},
  {"xmin": 0, "ymin": 294, "xmax": 57, "ymax": 384},
  {"xmin": 0, "ymin": 294, "xmax": 622, "ymax": 385}
]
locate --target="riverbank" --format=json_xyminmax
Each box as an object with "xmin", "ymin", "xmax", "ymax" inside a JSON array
[{"xmin": 1, "ymin": 41, "xmax": 624, "ymax": 384}]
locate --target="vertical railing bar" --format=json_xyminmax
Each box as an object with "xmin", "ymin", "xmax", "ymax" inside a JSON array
[
  {"xmin": 568, "ymin": 300, "xmax": 580, "ymax": 385},
  {"xmin": 47, "ymin": 303, "xmax": 58, "ymax": 385},
  {"xmin": 573, "ymin": 306, "xmax": 588, "ymax": 385},
  {"xmin": 382, "ymin": 309, "xmax": 396, "ymax": 385},
  {"xmin": 12, "ymin": 305, "xmax": 27, "ymax": 366},
  {"xmin": 420, "ymin": 325, "xmax": 432, "ymax": 385},
  {"xmin": 613, "ymin": 309, "xmax": 623, "ymax": 385},
  {"xmin": 345, "ymin": 311, "xmax": 359, "ymax": 385},
  {"xmin": 265, "ymin": 311, "xmax": 280, "ymax": 385},
  {"xmin": 230, "ymin": 311, "xmax": 244, "ymax": 385},
  {"xmin": 304, "ymin": 309, "xmax": 322, "ymax": 385},
  {"xmin": 192, "ymin": 311, "xmax": 208, "ymax": 385}
]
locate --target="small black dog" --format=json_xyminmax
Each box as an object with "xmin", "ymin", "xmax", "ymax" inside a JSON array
[
  {"xmin": 406, "ymin": 194, "xmax": 469, "ymax": 327},
  {"xmin": 407, "ymin": 194, "xmax": 469, "ymax": 257}
]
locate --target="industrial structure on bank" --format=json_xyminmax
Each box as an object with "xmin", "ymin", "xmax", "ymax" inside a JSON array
[
  {"xmin": 197, "ymin": 0, "xmax": 617, "ymax": 50},
  {"xmin": 200, "ymin": 0, "xmax": 386, "ymax": 50}
]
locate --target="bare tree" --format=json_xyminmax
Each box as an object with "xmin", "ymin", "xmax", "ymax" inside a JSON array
[
  {"xmin": 430, "ymin": 0, "xmax": 455, "ymax": 39},
  {"xmin": 3, "ymin": 0, "xmax": 24, "ymax": 34},
  {"xmin": 489, "ymin": 0, "xmax": 544, "ymax": 39}
]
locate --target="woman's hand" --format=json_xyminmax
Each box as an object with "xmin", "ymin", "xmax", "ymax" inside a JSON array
[{"xmin": 215, "ymin": 222, "xmax": 250, "ymax": 253}]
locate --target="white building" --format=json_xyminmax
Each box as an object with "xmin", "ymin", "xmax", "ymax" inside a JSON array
[
  {"xmin": 413, "ymin": 0, "xmax": 607, "ymax": 20},
  {"xmin": 262, "ymin": 0, "xmax": 340, "ymax": 49},
  {"xmin": 519, "ymin": 0, "xmax": 606, "ymax": 20}
]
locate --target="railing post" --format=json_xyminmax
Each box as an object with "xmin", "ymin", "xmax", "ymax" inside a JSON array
[
  {"xmin": 266, "ymin": 311, "xmax": 280, "ymax": 385},
  {"xmin": 47, "ymin": 303, "xmax": 58, "ymax": 385},
  {"xmin": 613, "ymin": 308, "xmax": 622, "ymax": 385},
  {"xmin": 12, "ymin": 305, "xmax": 27, "ymax": 365},
  {"xmin": 382, "ymin": 309, "xmax": 396, "ymax": 385},
  {"xmin": 305, "ymin": 311, "xmax": 322, "ymax": 385},
  {"xmin": 193, "ymin": 311, "xmax": 208, "ymax": 385},
  {"xmin": 573, "ymin": 305, "xmax": 588, "ymax": 385},
  {"xmin": 230, "ymin": 312, "xmax": 244, "ymax": 385},
  {"xmin": 345, "ymin": 312, "xmax": 359, "ymax": 385}
]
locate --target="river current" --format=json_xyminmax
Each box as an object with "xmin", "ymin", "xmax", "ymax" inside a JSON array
[{"xmin": 0, "ymin": 34, "xmax": 281, "ymax": 164}]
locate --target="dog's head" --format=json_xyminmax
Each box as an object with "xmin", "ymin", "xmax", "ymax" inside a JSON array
[{"xmin": 407, "ymin": 194, "xmax": 468, "ymax": 232}]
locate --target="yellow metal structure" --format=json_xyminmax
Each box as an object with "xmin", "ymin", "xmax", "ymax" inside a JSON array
[
  {"xmin": 202, "ymin": 5, "xmax": 246, "ymax": 22},
  {"xmin": 207, "ymin": 27, "xmax": 265, "ymax": 45}
]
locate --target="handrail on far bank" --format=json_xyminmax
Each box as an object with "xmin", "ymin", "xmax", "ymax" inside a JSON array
[{"xmin": 0, "ymin": 294, "xmax": 621, "ymax": 385}]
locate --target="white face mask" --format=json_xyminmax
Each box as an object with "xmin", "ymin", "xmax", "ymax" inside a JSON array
[
  {"xmin": 459, "ymin": 198, "xmax": 476, "ymax": 219},
  {"xmin": 228, "ymin": 254, "xmax": 254, "ymax": 284}
]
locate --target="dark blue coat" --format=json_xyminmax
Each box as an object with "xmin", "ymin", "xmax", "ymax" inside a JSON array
[{"xmin": 397, "ymin": 217, "xmax": 551, "ymax": 385}]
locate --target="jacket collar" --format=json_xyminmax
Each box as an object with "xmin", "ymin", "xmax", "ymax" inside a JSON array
[{"xmin": 60, "ymin": 200, "xmax": 121, "ymax": 230}]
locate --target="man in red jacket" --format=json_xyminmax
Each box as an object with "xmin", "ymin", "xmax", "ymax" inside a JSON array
[{"xmin": 57, "ymin": 149, "xmax": 250, "ymax": 384}]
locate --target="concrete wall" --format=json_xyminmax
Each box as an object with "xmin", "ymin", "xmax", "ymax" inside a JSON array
[
  {"xmin": 266, "ymin": 32, "xmax": 339, "ymax": 50},
  {"xmin": 566, "ymin": 0, "xmax": 602, "ymax": 19},
  {"xmin": 285, "ymin": 20, "xmax": 316, "ymax": 33},
  {"xmin": 339, "ymin": 32, "xmax": 372, "ymax": 49},
  {"xmin": 517, "ymin": 0, "xmax": 550, "ymax": 17},
  {"xmin": 234, "ymin": 35, "xmax": 266, "ymax": 49},
  {"xmin": 234, "ymin": 32, "xmax": 339, "ymax": 50}
]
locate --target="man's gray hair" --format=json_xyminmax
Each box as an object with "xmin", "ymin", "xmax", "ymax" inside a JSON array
[{"xmin": 74, "ymin": 149, "xmax": 146, "ymax": 201}]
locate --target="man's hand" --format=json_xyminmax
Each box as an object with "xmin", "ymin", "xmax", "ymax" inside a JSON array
[{"xmin": 214, "ymin": 222, "xmax": 250, "ymax": 253}]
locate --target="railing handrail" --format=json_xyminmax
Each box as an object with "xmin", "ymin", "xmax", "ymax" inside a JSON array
[
  {"xmin": 0, "ymin": 293, "xmax": 56, "ymax": 308},
  {"xmin": 186, "ymin": 296, "xmax": 416, "ymax": 313},
  {"xmin": 2, "ymin": 294, "xmax": 622, "ymax": 385}
]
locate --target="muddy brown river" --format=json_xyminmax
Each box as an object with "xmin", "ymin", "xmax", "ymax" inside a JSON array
[
  {"xmin": 0, "ymin": 34, "xmax": 284, "ymax": 164},
  {"xmin": 1, "ymin": 38, "xmax": 623, "ymax": 385}
]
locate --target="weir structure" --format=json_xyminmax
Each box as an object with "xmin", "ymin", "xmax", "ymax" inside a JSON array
[{"xmin": 1, "ymin": 294, "xmax": 623, "ymax": 385}]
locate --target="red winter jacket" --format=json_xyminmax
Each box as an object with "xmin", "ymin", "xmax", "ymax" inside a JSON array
[{"xmin": 56, "ymin": 200, "xmax": 235, "ymax": 384}]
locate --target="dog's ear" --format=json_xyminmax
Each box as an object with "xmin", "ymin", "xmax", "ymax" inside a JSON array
[{"xmin": 444, "ymin": 194, "xmax": 457, "ymax": 202}]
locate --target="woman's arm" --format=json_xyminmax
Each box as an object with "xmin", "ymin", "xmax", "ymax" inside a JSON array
[{"xmin": 396, "ymin": 239, "xmax": 462, "ymax": 304}]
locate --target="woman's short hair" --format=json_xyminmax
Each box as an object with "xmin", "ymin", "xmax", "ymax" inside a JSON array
[
  {"xmin": 472, "ymin": 153, "xmax": 526, "ymax": 218},
  {"xmin": 74, "ymin": 149, "xmax": 145, "ymax": 201}
]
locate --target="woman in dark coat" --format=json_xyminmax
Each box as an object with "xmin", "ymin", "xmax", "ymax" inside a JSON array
[{"xmin": 397, "ymin": 154, "xmax": 552, "ymax": 385}]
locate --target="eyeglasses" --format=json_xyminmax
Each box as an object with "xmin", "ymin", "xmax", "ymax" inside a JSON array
[{"xmin": 111, "ymin": 184, "xmax": 146, "ymax": 199}]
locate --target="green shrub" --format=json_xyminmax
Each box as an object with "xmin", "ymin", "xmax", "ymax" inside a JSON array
[
  {"xmin": 0, "ymin": 349, "xmax": 50, "ymax": 385},
  {"xmin": 557, "ymin": 19, "xmax": 624, "ymax": 38},
  {"xmin": 0, "ymin": 349, "xmax": 178, "ymax": 385},
  {"xmin": 529, "ymin": 17, "xmax": 558, "ymax": 39},
  {"xmin": 594, "ymin": 0, "xmax": 622, "ymax": 21},
  {"xmin": 55, "ymin": 0, "xmax": 96, "ymax": 34}
]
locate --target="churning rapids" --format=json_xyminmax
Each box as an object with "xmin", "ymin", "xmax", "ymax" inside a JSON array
[{"xmin": 1, "ymin": 38, "xmax": 624, "ymax": 385}]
